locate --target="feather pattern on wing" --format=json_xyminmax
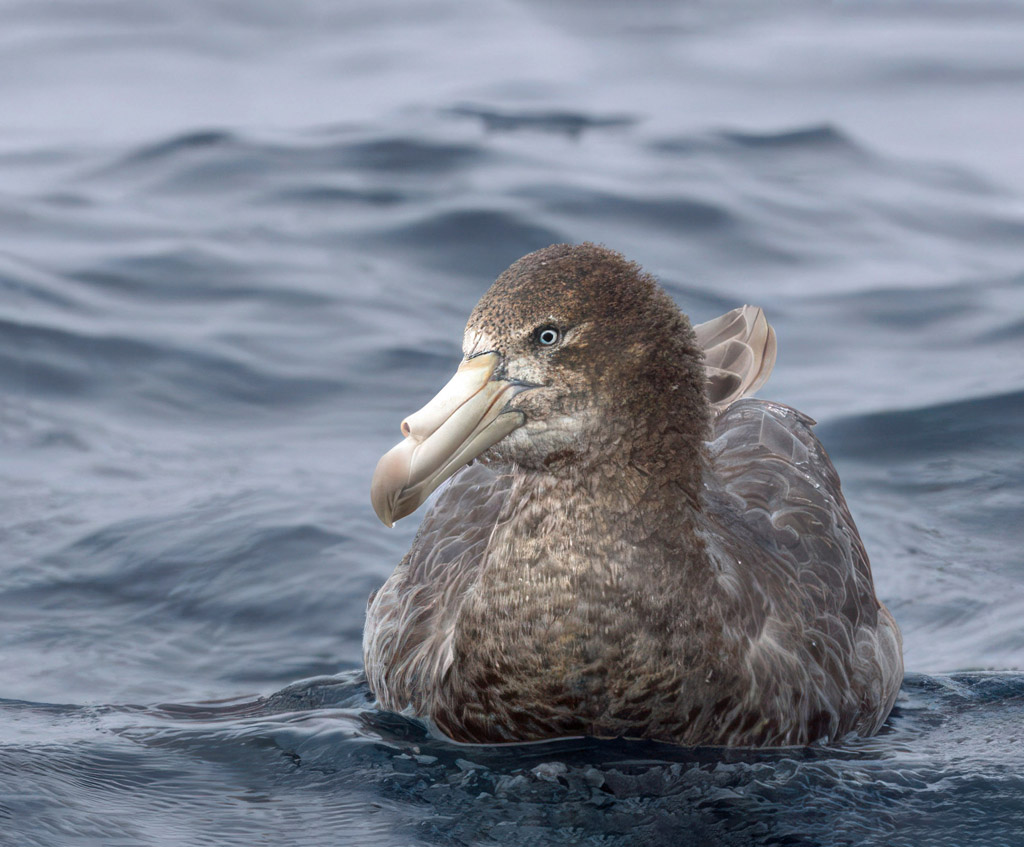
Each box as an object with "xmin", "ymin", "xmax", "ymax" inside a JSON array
[
  {"xmin": 701, "ymin": 399, "xmax": 903, "ymax": 742},
  {"xmin": 694, "ymin": 305, "xmax": 777, "ymax": 411},
  {"xmin": 364, "ymin": 461, "xmax": 512, "ymax": 714}
]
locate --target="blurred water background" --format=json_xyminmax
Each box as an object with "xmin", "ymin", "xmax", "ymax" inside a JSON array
[{"xmin": 2, "ymin": 1, "xmax": 1024, "ymax": 844}]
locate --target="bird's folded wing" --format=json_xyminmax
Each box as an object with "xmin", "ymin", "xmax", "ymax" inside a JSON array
[{"xmin": 694, "ymin": 305, "xmax": 777, "ymax": 412}]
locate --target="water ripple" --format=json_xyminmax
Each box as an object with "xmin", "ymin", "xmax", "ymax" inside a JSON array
[{"xmin": 3, "ymin": 673, "xmax": 1024, "ymax": 847}]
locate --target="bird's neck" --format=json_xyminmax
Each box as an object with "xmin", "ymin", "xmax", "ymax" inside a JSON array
[
  {"xmin": 485, "ymin": 414, "xmax": 717, "ymax": 608},
  {"xmin": 534, "ymin": 380, "xmax": 713, "ymax": 526},
  {"xmin": 506, "ymin": 438, "xmax": 709, "ymax": 555}
]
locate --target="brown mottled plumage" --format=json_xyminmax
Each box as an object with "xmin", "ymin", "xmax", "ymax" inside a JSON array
[{"xmin": 364, "ymin": 243, "xmax": 903, "ymax": 746}]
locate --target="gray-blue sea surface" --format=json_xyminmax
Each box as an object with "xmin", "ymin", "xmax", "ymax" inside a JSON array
[{"xmin": 2, "ymin": 1, "xmax": 1023, "ymax": 845}]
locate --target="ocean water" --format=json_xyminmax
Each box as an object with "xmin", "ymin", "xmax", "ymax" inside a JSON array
[{"xmin": 2, "ymin": 1, "xmax": 1023, "ymax": 844}]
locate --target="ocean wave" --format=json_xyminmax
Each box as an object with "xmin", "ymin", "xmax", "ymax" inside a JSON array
[{"xmin": 821, "ymin": 389, "xmax": 1024, "ymax": 460}]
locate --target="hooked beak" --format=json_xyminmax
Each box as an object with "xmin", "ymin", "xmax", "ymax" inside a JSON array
[{"xmin": 370, "ymin": 352, "xmax": 527, "ymax": 526}]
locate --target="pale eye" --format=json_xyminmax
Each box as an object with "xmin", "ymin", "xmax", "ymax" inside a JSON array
[{"xmin": 533, "ymin": 325, "xmax": 561, "ymax": 347}]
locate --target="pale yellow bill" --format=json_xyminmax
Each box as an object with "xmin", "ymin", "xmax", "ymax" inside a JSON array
[{"xmin": 370, "ymin": 352, "xmax": 525, "ymax": 526}]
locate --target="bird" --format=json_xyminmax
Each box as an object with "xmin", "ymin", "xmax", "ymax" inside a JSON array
[{"xmin": 364, "ymin": 243, "xmax": 903, "ymax": 747}]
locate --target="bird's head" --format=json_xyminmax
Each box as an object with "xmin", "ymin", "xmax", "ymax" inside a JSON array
[{"xmin": 370, "ymin": 243, "xmax": 706, "ymax": 526}]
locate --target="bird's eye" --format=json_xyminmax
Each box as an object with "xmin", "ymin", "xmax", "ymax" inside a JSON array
[{"xmin": 533, "ymin": 325, "xmax": 561, "ymax": 347}]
